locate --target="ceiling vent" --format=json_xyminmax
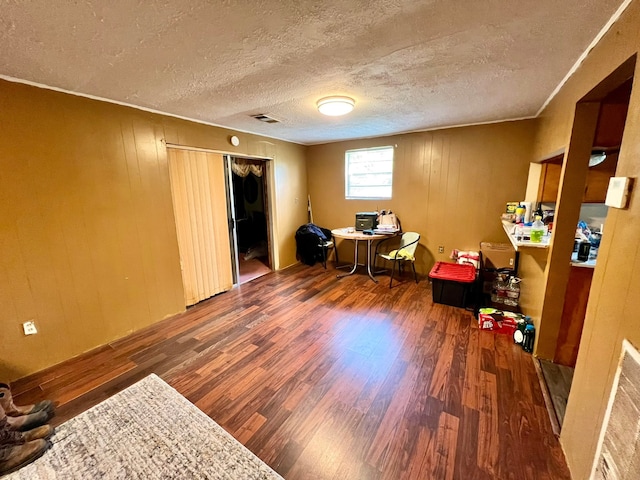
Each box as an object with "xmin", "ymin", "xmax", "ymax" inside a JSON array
[{"xmin": 250, "ymin": 114, "xmax": 279, "ymax": 123}]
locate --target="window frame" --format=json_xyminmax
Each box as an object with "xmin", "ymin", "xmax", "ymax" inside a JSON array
[{"xmin": 344, "ymin": 145, "xmax": 394, "ymax": 200}]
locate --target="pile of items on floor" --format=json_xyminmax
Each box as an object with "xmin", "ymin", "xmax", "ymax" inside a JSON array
[
  {"xmin": 427, "ymin": 244, "xmax": 536, "ymax": 352},
  {"xmin": 477, "ymin": 308, "xmax": 535, "ymax": 352},
  {"xmin": 0, "ymin": 383, "xmax": 55, "ymax": 475}
]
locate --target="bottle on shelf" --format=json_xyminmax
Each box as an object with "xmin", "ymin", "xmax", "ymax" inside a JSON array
[
  {"xmin": 530, "ymin": 215, "xmax": 545, "ymax": 243},
  {"xmin": 503, "ymin": 277, "xmax": 521, "ymax": 307},
  {"xmin": 535, "ymin": 203, "xmax": 544, "ymax": 220},
  {"xmin": 515, "ymin": 204, "xmax": 526, "ymax": 224},
  {"xmin": 490, "ymin": 271, "xmax": 510, "ymax": 304}
]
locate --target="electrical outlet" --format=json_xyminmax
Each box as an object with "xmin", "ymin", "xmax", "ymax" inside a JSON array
[
  {"xmin": 438, "ymin": 246, "xmax": 444, "ymax": 254},
  {"xmin": 22, "ymin": 321, "xmax": 37, "ymax": 335}
]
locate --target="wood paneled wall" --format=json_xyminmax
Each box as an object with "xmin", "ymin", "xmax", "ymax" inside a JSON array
[
  {"xmin": 306, "ymin": 121, "xmax": 537, "ymax": 275},
  {"xmin": 533, "ymin": 1, "xmax": 640, "ymax": 478},
  {"xmin": 0, "ymin": 80, "xmax": 307, "ymax": 382}
]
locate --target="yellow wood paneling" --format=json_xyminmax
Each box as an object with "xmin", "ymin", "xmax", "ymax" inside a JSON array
[
  {"xmin": 306, "ymin": 121, "xmax": 537, "ymax": 275},
  {"xmin": 0, "ymin": 80, "xmax": 306, "ymax": 381},
  {"xmin": 516, "ymin": 248, "xmax": 548, "ymax": 338},
  {"xmin": 533, "ymin": 1, "xmax": 640, "ymax": 478},
  {"xmin": 536, "ymin": 102, "xmax": 600, "ymax": 360}
]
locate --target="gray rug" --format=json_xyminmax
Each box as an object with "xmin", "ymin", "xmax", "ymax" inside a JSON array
[{"xmin": 6, "ymin": 374, "xmax": 283, "ymax": 479}]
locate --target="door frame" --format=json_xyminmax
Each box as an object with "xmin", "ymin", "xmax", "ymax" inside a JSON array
[
  {"xmin": 225, "ymin": 155, "xmax": 275, "ymax": 285},
  {"xmin": 536, "ymin": 55, "xmax": 635, "ymax": 361},
  {"xmin": 165, "ymin": 143, "xmax": 275, "ymax": 287}
]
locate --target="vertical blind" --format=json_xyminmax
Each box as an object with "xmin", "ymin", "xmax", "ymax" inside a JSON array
[{"xmin": 167, "ymin": 148, "xmax": 233, "ymax": 306}]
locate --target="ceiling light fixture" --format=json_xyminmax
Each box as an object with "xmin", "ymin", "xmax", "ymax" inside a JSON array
[
  {"xmin": 589, "ymin": 151, "xmax": 607, "ymax": 167},
  {"xmin": 317, "ymin": 96, "xmax": 355, "ymax": 116}
]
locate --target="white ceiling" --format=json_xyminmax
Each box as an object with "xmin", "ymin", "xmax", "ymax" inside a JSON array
[{"xmin": 0, "ymin": 1, "xmax": 627, "ymax": 145}]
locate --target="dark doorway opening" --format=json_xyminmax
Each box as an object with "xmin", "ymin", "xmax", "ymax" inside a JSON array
[{"xmin": 230, "ymin": 158, "xmax": 271, "ymax": 284}]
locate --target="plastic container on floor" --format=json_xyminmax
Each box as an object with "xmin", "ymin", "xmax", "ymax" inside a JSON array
[{"xmin": 429, "ymin": 262, "xmax": 476, "ymax": 308}]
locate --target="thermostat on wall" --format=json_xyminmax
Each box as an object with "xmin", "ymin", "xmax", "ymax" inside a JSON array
[{"xmin": 605, "ymin": 176, "xmax": 632, "ymax": 209}]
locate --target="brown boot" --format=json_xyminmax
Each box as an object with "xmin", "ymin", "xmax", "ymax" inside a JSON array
[
  {"xmin": 6, "ymin": 409, "xmax": 53, "ymax": 432},
  {"xmin": 0, "ymin": 439, "xmax": 49, "ymax": 475},
  {"xmin": 0, "ymin": 416, "xmax": 52, "ymax": 445},
  {"xmin": 22, "ymin": 425, "xmax": 54, "ymax": 442},
  {"xmin": 0, "ymin": 417, "xmax": 24, "ymax": 446},
  {"xmin": 0, "ymin": 383, "xmax": 55, "ymax": 417}
]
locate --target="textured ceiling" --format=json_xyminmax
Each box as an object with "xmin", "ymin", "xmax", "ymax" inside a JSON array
[{"xmin": 0, "ymin": 0, "xmax": 627, "ymax": 145}]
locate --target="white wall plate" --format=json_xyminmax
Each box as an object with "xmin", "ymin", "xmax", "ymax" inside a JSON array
[{"xmin": 605, "ymin": 177, "xmax": 631, "ymax": 209}]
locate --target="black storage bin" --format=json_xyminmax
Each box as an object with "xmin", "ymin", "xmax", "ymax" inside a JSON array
[{"xmin": 429, "ymin": 262, "xmax": 476, "ymax": 308}]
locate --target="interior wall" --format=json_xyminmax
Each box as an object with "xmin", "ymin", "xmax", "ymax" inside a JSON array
[
  {"xmin": 516, "ymin": 248, "xmax": 549, "ymax": 335},
  {"xmin": 0, "ymin": 79, "xmax": 307, "ymax": 382},
  {"xmin": 537, "ymin": 102, "xmax": 601, "ymax": 360},
  {"xmin": 306, "ymin": 121, "xmax": 537, "ymax": 275},
  {"xmin": 532, "ymin": 1, "xmax": 640, "ymax": 478}
]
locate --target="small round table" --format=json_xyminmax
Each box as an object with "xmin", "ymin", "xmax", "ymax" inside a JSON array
[{"xmin": 331, "ymin": 228, "xmax": 393, "ymax": 283}]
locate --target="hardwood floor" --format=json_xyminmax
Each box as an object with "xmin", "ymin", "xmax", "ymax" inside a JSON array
[
  {"xmin": 10, "ymin": 264, "xmax": 571, "ymax": 480},
  {"xmin": 539, "ymin": 359, "xmax": 575, "ymax": 429},
  {"xmin": 238, "ymin": 255, "xmax": 272, "ymax": 284}
]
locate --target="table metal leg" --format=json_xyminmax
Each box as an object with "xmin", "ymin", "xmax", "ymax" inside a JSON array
[
  {"xmin": 366, "ymin": 239, "xmax": 379, "ymax": 283},
  {"xmin": 337, "ymin": 239, "xmax": 359, "ymax": 278}
]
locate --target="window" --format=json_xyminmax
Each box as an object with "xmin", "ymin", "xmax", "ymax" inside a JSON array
[{"xmin": 345, "ymin": 146, "xmax": 394, "ymax": 199}]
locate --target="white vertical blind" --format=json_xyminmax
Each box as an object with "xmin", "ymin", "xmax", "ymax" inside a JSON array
[{"xmin": 167, "ymin": 148, "xmax": 233, "ymax": 306}]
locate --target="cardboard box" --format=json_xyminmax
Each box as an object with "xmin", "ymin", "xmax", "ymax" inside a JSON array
[
  {"xmin": 505, "ymin": 202, "xmax": 519, "ymax": 214},
  {"xmin": 480, "ymin": 242, "xmax": 517, "ymax": 271}
]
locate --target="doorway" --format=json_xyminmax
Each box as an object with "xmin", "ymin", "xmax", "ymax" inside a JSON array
[
  {"xmin": 227, "ymin": 157, "xmax": 273, "ymax": 284},
  {"xmin": 538, "ymin": 58, "xmax": 634, "ymax": 433}
]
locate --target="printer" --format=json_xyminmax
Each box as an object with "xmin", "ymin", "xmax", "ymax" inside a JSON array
[{"xmin": 355, "ymin": 212, "xmax": 378, "ymax": 231}]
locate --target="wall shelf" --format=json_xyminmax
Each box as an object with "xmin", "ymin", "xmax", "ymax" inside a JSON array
[{"xmin": 502, "ymin": 221, "xmax": 551, "ymax": 251}]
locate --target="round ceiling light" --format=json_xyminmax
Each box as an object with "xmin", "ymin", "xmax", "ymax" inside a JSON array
[{"xmin": 317, "ymin": 96, "xmax": 355, "ymax": 116}]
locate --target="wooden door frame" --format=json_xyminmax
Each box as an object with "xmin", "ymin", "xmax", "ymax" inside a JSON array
[
  {"xmin": 225, "ymin": 155, "xmax": 274, "ymax": 285},
  {"xmin": 165, "ymin": 143, "xmax": 275, "ymax": 287},
  {"xmin": 536, "ymin": 56, "xmax": 635, "ymax": 362}
]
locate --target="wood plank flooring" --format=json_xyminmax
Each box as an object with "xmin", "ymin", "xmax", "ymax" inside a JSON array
[
  {"xmin": 539, "ymin": 359, "xmax": 575, "ymax": 429},
  {"xmin": 238, "ymin": 256, "xmax": 271, "ymax": 284},
  {"xmin": 10, "ymin": 264, "xmax": 571, "ymax": 479}
]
